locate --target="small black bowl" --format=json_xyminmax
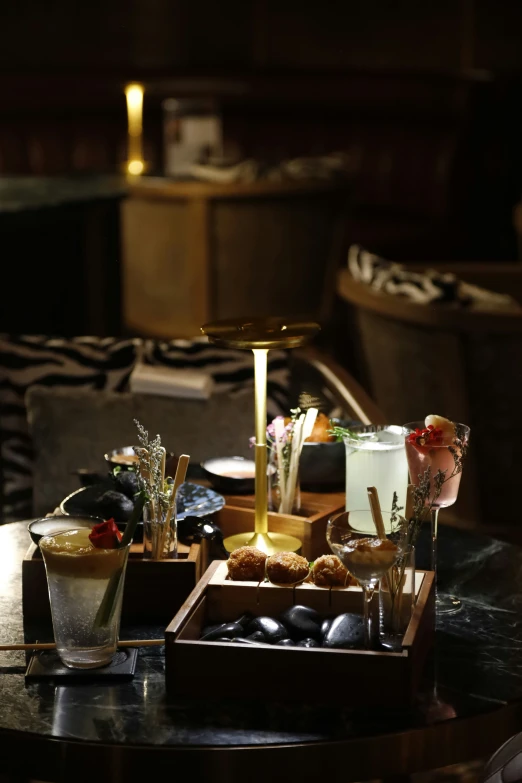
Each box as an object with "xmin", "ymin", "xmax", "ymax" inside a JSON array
[
  {"xmin": 28, "ymin": 514, "xmax": 105, "ymax": 546},
  {"xmin": 200, "ymin": 456, "xmax": 260, "ymax": 495}
]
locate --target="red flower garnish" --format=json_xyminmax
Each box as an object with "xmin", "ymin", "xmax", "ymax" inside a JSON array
[
  {"xmin": 407, "ymin": 425, "xmax": 444, "ymax": 447},
  {"xmin": 89, "ymin": 518, "xmax": 122, "ymax": 549}
]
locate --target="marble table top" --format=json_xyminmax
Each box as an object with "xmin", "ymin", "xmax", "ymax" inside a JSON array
[
  {"xmin": 1, "ymin": 519, "xmax": 521, "ymax": 778},
  {"xmin": 0, "ymin": 176, "xmax": 127, "ymax": 213}
]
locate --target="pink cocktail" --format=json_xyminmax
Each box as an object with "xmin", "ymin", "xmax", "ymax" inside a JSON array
[
  {"xmin": 403, "ymin": 418, "xmax": 470, "ymax": 615},
  {"xmin": 405, "ymin": 438, "xmax": 464, "ymax": 508}
]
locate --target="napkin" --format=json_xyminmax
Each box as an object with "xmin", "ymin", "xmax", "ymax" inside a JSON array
[{"xmin": 129, "ymin": 362, "xmax": 214, "ymax": 400}]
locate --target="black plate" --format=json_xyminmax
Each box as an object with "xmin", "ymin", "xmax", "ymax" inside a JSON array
[{"xmin": 59, "ymin": 482, "xmax": 225, "ymax": 523}]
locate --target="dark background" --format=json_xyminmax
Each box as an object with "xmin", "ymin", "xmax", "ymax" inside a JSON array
[{"xmin": 1, "ymin": 0, "xmax": 522, "ymax": 262}]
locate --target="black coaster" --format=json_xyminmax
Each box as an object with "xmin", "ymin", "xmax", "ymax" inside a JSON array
[{"xmin": 25, "ymin": 648, "xmax": 138, "ymax": 681}]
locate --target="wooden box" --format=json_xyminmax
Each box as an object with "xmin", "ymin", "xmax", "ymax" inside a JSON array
[
  {"xmin": 22, "ymin": 540, "xmax": 203, "ymax": 625},
  {"xmin": 214, "ymin": 491, "xmax": 345, "ymax": 561},
  {"xmin": 165, "ymin": 561, "xmax": 435, "ymax": 706}
]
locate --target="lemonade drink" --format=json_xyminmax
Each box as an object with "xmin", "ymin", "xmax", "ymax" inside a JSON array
[
  {"xmin": 39, "ymin": 528, "xmax": 130, "ymax": 669},
  {"xmin": 344, "ymin": 425, "xmax": 408, "ymax": 526}
]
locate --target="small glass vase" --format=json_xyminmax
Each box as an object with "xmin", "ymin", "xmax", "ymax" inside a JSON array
[
  {"xmin": 267, "ymin": 450, "xmax": 301, "ymax": 515},
  {"xmin": 379, "ymin": 546, "xmax": 416, "ymax": 650},
  {"xmin": 143, "ymin": 502, "xmax": 177, "ymax": 560}
]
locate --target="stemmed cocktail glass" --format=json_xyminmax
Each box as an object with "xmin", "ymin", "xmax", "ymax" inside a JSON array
[
  {"xmin": 326, "ymin": 510, "xmax": 401, "ymax": 649},
  {"xmin": 404, "ymin": 420, "xmax": 470, "ymax": 615}
]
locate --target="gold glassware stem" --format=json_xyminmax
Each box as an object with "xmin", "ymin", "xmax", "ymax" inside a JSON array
[{"xmin": 253, "ymin": 348, "xmax": 268, "ymax": 536}]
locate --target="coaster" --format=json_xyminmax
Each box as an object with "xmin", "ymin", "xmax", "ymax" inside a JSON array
[{"xmin": 25, "ymin": 648, "xmax": 138, "ymax": 681}]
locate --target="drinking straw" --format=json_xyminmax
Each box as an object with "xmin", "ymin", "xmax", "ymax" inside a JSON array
[
  {"xmin": 367, "ymin": 485, "xmax": 391, "ymax": 591},
  {"xmin": 93, "ymin": 491, "xmax": 147, "ymax": 629},
  {"xmin": 367, "ymin": 486, "xmax": 387, "ymax": 539},
  {"xmin": 273, "ymin": 417, "xmax": 287, "ymax": 512},
  {"xmin": 283, "ymin": 413, "xmax": 304, "ymax": 512}
]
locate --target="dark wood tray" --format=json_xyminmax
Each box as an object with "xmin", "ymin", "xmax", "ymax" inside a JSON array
[
  {"xmin": 22, "ymin": 540, "xmax": 203, "ymax": 625},
  {"xmin": 214, "ymin": 490, "xmax": 345, "ymax": 561},
  {"xmin": 165, "ymin": 560, "xmax": 435, "ymax": 706}
]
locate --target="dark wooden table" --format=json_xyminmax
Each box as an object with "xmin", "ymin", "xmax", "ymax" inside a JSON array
[{"xmin": 1, "ymin": 520, "xmax": 521, "ymax": 782}]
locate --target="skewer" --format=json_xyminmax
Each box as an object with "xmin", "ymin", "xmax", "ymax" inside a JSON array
[
  {"xmin": 161, "ymin": 454, "xmax": 190, "ymax": 556},
  {"xmin": 0, "ymin": 639, "xmax": 165, "ymax": 652}
]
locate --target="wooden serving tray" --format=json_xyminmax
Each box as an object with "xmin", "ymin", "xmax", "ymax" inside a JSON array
[
  {"xmin": 22, "ymin": 540, "xmax": 203, "ymax": 625},
  {"xmin": 214, "ymin": 490, "xmax": 345, "ymax": 560},
  {"xmin": 165, "ymin": 560, "xmax": 435, "ymax": 706}
]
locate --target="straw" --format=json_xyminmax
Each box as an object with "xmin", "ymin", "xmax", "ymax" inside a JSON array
[
  {"xmin": 283, "ymin": 413, "xmax": 304, "ymax": 512},
  {"xmin": 273, "ymin": 417, "xmax": 287, "ymax": 512},
  {"xmin": 367, "ymin": 486, "xmax": 387, "ymax": 539}
]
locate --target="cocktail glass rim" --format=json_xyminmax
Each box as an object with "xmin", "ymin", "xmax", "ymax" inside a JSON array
[{"xmin": 342, "ymin": 423, "xmax": 407, "ymax": 448}]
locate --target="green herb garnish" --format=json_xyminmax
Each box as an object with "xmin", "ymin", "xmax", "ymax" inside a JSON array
[{"xmin": 328, "ymin": 425, "xmax": 363, "ymax": 442}]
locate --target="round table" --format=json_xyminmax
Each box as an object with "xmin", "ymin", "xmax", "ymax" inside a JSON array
[{"xmin": 1, "ymin": 520, "xmax": 521, "ymax": 782}]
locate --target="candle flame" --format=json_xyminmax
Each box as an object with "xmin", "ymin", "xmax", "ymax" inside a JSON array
[{"xmin": 125, "ymin": 83, "xmax": 145, "ymax": 174}]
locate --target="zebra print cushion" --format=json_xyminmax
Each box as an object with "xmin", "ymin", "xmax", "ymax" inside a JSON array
[
  {"xmin": 0, "ymin": 335, "xmax": 290, "ymax": 520},
  {"xmin": 348, "ymin": 244, "xmax": 518, "ymax": 309},
  {"xmin": 0, "ymin": 336, "xmax": 140, "ymax": 519},
  {"xmin": 141, "ymin": 338, "xmax": 290, "ymax": 417}
]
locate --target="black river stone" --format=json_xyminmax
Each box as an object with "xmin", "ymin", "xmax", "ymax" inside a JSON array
[
  {"xmin": 246, "ymin": 617, "xmax": 287, "ymax": 643},
  {"xmin": 275, "ymin": 639, "xmax": 295, "ymax": 647},
  {"xmin": 235, "ymin": 612, "xmax": 255, "ymax": 630},
  {"xmin": 322, "ymin": 613, "xmax": 364, "ymax": 649},
  {"xmin": 199, "ymin": 622, "xmax": 244, "ymax": 641},
  {"xmin": 296, "ymin": 638, "xmax": 320, "ymax": 648},
  {"xmin": 246, "ymin": 631, "xmax": 267, "ymax": 643},
  {"xmin": 321, "ymin": 618, "xmax": 334, "ymax": 640},
  {"xmin": 279, "ymin": 605, "xmax": 322, "ymax": 641},
  {"xmin": 232, "ymin": 637, "xmax": 267, "ymax": 646}
]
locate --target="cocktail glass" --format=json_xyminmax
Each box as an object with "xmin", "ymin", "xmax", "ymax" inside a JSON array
[
  {"xmin": 343, "ymin": 425, "xmax": 408, "ymax": 526},
  {"xmin": 404, "ymin": 420, "xmax": 470, "ymax": 615},
  {"xmin": 39, "ymin": 528, "xmax": 131, "ymax": 668},
  {"xmin": 326, "ymin": 510, "xmax": 401, "ymax": 649}
]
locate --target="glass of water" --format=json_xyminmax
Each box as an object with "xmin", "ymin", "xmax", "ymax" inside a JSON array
[
  {"xmin": 40, "ymin": 528, "xmax": 130, "ymax": 669},
  {"xmin": 343, "ymin": 425, "xmax": 408, "ymax": 528}
]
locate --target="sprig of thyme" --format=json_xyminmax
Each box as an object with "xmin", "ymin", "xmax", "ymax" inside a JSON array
[
  {"xmin": 328, "ymin": 425, "xmax": 363, "ymax": 441},
  {"xmin": 133, "ymin": 420, "xmax": 171, "ymax": 515}
]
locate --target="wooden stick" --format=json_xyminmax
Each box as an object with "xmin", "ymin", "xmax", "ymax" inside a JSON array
[
  {"xmin": 367, "ymin": 486, "xmax": 387, "ymax": 539},
  {"xmin": 161, "ymin": 454, "xmax": 190, "ymax": 556},
  {"xmin": 273, "ymin": 417, "xmax": 287, "ymax": 513},
  {"xmin": 405, "ymin": 483, "xmax": 415, "ymax": 520},
  {"xmin": 0, "ymin": 639, "xmax": 165, "ymax": 652}
]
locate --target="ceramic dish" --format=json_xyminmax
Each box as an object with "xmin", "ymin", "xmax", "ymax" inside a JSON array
[
  {"xmin": 104, "ymin": 446, "xmax": 140, "ymax": 469},
  {"xmin": 28, "ymin": 514, "xmax": 104, "ymax": 546},
  {"xmin": 200, "ymin": 456, "xmax": 268, "ymax": 495},
  {"xmin": 59, "ymin": 482, "xmax": 225, "ymax": 522}
]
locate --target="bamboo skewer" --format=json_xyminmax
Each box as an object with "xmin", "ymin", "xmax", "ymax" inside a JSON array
[
  {"xmin": 273, "ymin": 417, "xmax": 287, "ymax": 513},
  {"xmin": 0, "ymin": 639, "xmax": 165, "ymax": 652}
]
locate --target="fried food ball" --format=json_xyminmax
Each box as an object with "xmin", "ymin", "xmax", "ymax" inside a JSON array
[
  {"xmin": 266, "ymin": 551, "xmax": 310, "ymax": 584},
  {"xmin": 227, "ymin": 546, "xmax": 267, "ymax": 581},
  {"xmin": 311, "ymin": 554, "xmax": 357, "ymax": 587}
]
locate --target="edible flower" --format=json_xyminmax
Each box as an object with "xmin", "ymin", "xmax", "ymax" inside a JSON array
[
  {"xmin": 89, "ymin": 518, "xmax": 122, "ymax": 549},
  {"xmin": 407, "ymin": 424, "xmax": 444, "ymax": 447}
]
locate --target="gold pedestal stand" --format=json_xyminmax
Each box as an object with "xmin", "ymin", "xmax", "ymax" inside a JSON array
[{"xmin": 201, "ymin": 317, "xmax": 320, "ymax": 555}]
